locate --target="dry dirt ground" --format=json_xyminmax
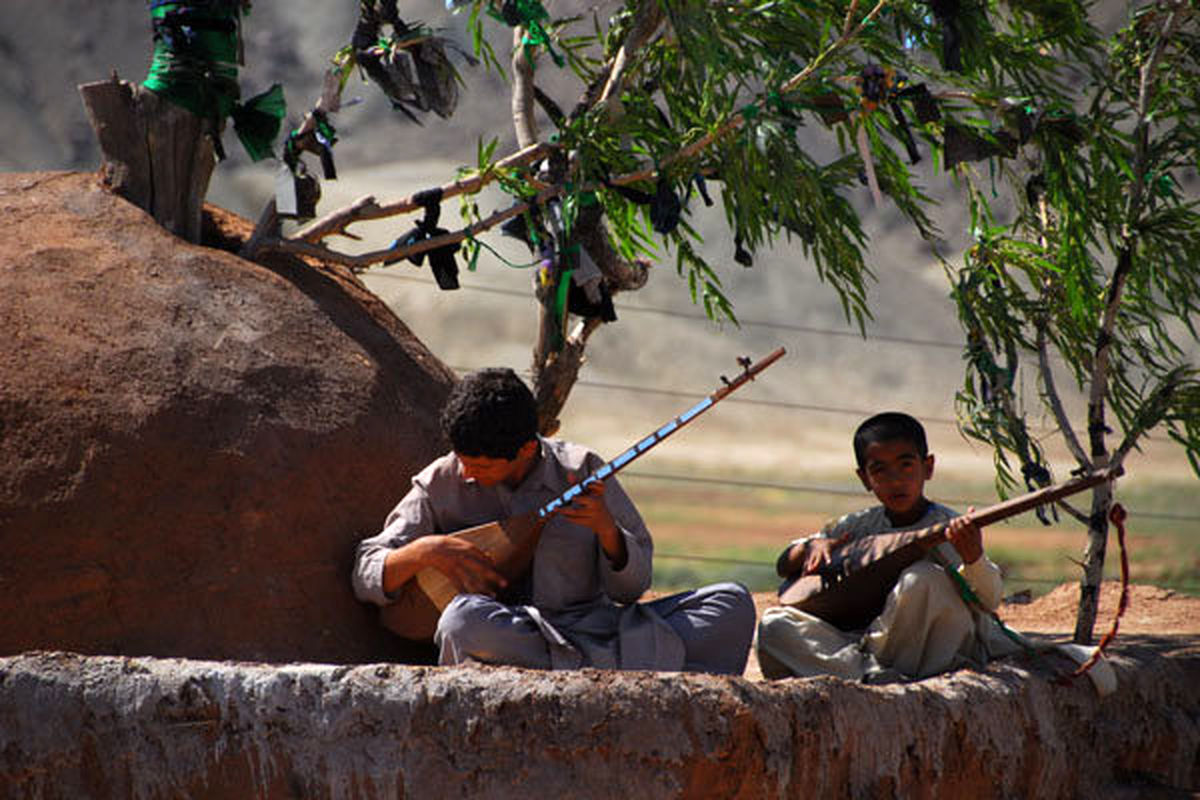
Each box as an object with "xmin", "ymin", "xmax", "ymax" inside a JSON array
[{"xmin": 743, "ymin": 581, "xmax": 1200, "ymax": 681}]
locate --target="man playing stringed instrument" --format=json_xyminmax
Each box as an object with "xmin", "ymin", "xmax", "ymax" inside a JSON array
[
  {"xmin": 757, "ymin": 412, "xmax": 1022, "ymax": 682},
  {"xmin": 352, "ymin": 367, "xmax": 756, "ymax": 673}
]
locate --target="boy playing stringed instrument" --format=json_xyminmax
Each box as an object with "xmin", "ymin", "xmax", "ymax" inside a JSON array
[
  {"xmin": 352, "ymin": 367, "xmax": 756, "ymax": 673},
  {"xmin": 757, "ymin": 411, "xmax": 1021, "ymax": 682}
]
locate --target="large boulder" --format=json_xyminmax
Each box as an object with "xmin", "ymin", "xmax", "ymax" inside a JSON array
[{"xmin": 0, "ymin": 171, "xmax": 455, "ymax": 664}]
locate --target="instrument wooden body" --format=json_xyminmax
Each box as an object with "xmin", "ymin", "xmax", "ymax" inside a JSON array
[
  {"xmin": 777, "ymin": 467, "xmax": 1122, "ymax": 631},
  {"xmin": 381, "ymin": 513, "xmax": 546, "ymax": 640},
  {"xmin": 382, "ymin": 347, "xmax": 787, "ymax": 641}
]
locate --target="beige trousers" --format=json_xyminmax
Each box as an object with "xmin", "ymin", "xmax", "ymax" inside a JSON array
[{"xmin": 757, "ymin": 561, "xmax": 977, "ymax": 680}]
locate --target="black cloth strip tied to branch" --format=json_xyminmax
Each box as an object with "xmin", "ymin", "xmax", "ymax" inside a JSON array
[
  {"xmin": 276, "ymin": 110, "xmax": 337, "ymax": 221},
  {"xmin": 384, "ymin": 187, "xmax": 460, "ymax": 289},
  {"xmin": 284, "ymin": 110, "xmax": 338, "ymax": 181},
  {"xmin": 928, "ymin": 0, "xmax": 964, "ymax": 72},
  {"xmin": 943, "ymin": 100, "xmax": 1084, "ymax": 169},
  {"xmin": 858, "ymin": 65, "xmax": 923, "ymax": 165},
  {"xmin": 602, "ymin": 173, "xmax": 682, "ymax": 236},
  {"xmin": 513, "ymin": 194, "xmax": 616, "ymax": 352},
  {"xmin": 351, "ymin": 0, "xmax": 464, "ymax": 123},
  {"xmin": 690, "ymin": 174, "xmax": 714, "ymax": 207},
  {"xmin": 902, "ymin": 83, "xmax": 942, "ymax": 124},
  {"xmin": 733, "ymin": 234, "xmax": 753, "ymax": 267},
  {"xmin": 943, "ymin": 122, "xmax": 1018, "ymax": 168}
]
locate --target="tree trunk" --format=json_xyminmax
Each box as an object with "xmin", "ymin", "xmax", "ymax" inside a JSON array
[
  {"xmin": 79, "ymin": 76, "xmax": 218, "ymax": 243},
  {"xmin": 1074, "ymin": 480, "xmax": 1113, "ymax": 644},
  {"xmin": 533, "ymin": 317, "xmax": 604, "ymax": 436}
]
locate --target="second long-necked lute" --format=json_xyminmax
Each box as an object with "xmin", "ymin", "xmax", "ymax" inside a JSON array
[
  {"xmin": 776, "ymin": 465, "xmax": 1123, "ymax": 631},
  {"xmin": 381, "ymin": 347, "xmax": 787, "ymax": 641}
]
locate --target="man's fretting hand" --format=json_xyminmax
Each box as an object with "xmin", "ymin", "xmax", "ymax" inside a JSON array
[{"xmin": 559, "ymin": 473, "xmax": 626, "ymax": 569}]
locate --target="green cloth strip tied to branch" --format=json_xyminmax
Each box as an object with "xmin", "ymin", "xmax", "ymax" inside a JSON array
[
  {"xmin": 487, "ymin": 0, "xmax": 564, "ymax": 67},
  {"xmin": 142, "ymin": 0, "xmax": 285, "ymax": 161}
]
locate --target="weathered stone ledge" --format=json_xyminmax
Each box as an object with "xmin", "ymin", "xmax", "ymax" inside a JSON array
[{"xmin": 1, "ymin": 641, "xmax": 1197, "ymax": 799}]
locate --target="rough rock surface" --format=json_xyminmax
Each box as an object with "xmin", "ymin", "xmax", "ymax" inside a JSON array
[
  {"xmin": 0, "ymin": 172, "xmax": 454, "ymax": 664},
  {"xmin": 0, "ymin": 642, "xmax": 1197, "ymax": 799}
]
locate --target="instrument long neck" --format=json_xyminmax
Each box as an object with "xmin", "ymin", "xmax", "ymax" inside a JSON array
[
  {"xmin": 537, "ymin": 394, "xmax": 714, "ymax": 518},
  {"xmin": 536, "ymin": 347, "xmax": 786, "ymax": 519},
  {"xmin": 914, "ymin": 466, "xmax": 1122, "ymax": 546}
]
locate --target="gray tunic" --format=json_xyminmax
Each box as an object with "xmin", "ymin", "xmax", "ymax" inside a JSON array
[{"xmin": 352, "ymin": 437, "xmax": 686, "ymax": 670}]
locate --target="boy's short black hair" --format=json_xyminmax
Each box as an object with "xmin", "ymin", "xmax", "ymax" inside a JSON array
[
  {"xmin": 441, "ymin": 368, "xmax": 538, "ymax": 459},
  {"xmin": 853, "ymin": 412, "xmax": 928, "ymax": 468}
]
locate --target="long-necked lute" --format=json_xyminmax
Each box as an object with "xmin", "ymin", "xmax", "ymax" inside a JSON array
[
  {"xmin": 381, "ymin": 347, "xmax": 787, "ymax": 640},
  {"xmin": 777, "ymin": 465, "xmax": 1123, "ymax": 631}
]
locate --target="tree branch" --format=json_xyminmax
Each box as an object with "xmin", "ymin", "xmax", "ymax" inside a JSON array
[
  {"xmin": 1076, "ymin": 7, "xmax": 1182, "ymax": 645},
  {"xmin": 842, "ymin": 0, "xmax": 862, "ymax": 37},
  {"xmin": 1056, "ymin": 498, "xmax": 1092, "ymax": 527},
  {"xmin": 512, "ymin": 27, "xmax": 538, "ymax": 148},
  {"xmin": 266, "ymin": 188, "xmax": 557, "ymax": 271},
  {"xmin": 283, "ymin": 142, "xmax": 554, "ymax": 246},
  {"xmin": 533, "ymin": 316, "xmax": 605, "ymax": 436},
  {"xmin": 1037, "ymin": 324, "xmax": 1090, "ymax": 468},
  {"xmin": 263, "ymin": 2, "xmax": 889, "ymax": 270},
  {"xmin": 1112, "ymin": 371, "xmax": 1181, "ymax": 467},
  {"xmin": 525, "ymin": 1, "xmax": 667, "ymax": 432},
  {"xmin": 598, "ymin": 0, "xmax": 664, "ymax": 110},
  {"xmin": 644, "ymin": 0, "xmax": 888, "ymax": 179},
  {"xmin": 1085, "ymin": 10, "xmax": 1179, "ymax": 462}
]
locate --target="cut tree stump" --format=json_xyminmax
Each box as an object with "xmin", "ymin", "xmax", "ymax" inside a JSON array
[{"xmin": 79, "ymin": 75, "xmax": 218, "ymax": 243}]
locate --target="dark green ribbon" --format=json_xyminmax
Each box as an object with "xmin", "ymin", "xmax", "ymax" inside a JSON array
[
  {"xmin": 142, "ymin": 1, "xmax": 285, "ymax": 161},
  {"xmin": 488, "ymin": 0, "xmax": 564, "ymax": 68}
]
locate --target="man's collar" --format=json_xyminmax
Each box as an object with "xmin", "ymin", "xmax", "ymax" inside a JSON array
[{"xmin": 515, "ymin": 435, "xmax": 556, "ymax": 493}]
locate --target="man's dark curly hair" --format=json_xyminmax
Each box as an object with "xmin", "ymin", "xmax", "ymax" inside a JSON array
[
  {"xmin": 853, "ymin": 412, "xmax": 928, "ymax": 468},
  {"xmin": 441, "ymin": 368, "xmax": 538, "ymax": 459}
]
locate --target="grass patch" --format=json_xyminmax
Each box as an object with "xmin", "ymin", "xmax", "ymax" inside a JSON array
[
  {"xmin": 631, "ymin": 470, "xmax": 1200, "ymax": 597},
  {"xmin": 654, "ymin": 545, "xmax": 781, "ymax": 593}
]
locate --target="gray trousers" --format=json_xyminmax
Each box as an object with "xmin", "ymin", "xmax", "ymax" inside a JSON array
[{"xmin": 435, "ymin": 582, "xmax": 756, "ymax": 675}]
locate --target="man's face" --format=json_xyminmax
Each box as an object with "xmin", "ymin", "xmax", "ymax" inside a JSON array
[
  {"xmin": 456, "ymin": 440, "xmax": 539, "ymax": 488},
  {"xmin": 457, "ymin": 454, "xmax": 524, "ymax": 487},
  {"xmin": 856, "ymin": 438, "xmax": 934, "ymax": 522}
]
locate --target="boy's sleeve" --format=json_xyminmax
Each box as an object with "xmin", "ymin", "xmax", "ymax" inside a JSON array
[
  {"xmin": 958, "ymin": 556, "xmax": 1004, "ymax": 611},
  {"xmin": 936, "ymin": 504, "xmax": 1004, "ymax": 611},
  {"xmin": 774, "ymin": 539, "xmax": 804, "ymax": 577}
]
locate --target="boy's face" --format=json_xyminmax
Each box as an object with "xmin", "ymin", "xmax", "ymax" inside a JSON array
[{"xmin": 856, "ymin": 438, "xmax": 935, "ymax": 523}]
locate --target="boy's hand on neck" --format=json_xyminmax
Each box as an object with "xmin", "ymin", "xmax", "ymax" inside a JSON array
[{"xmin": 946, "ymin": 508, "xmax": 984, "ymax": 565}]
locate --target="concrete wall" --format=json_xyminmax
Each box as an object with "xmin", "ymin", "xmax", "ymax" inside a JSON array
[{"xmin": 1, "ymin": 642, "xmax": 1197, "ymax": 798}]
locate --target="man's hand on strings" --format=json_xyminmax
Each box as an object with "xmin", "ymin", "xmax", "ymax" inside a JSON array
[
  {"xmin": 415, "ymin": 535, "xmax": 508, "ymax": 596},
  {"xmin": 946, "ymin": 508, "xmax": 984, "ymax": 565}
]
